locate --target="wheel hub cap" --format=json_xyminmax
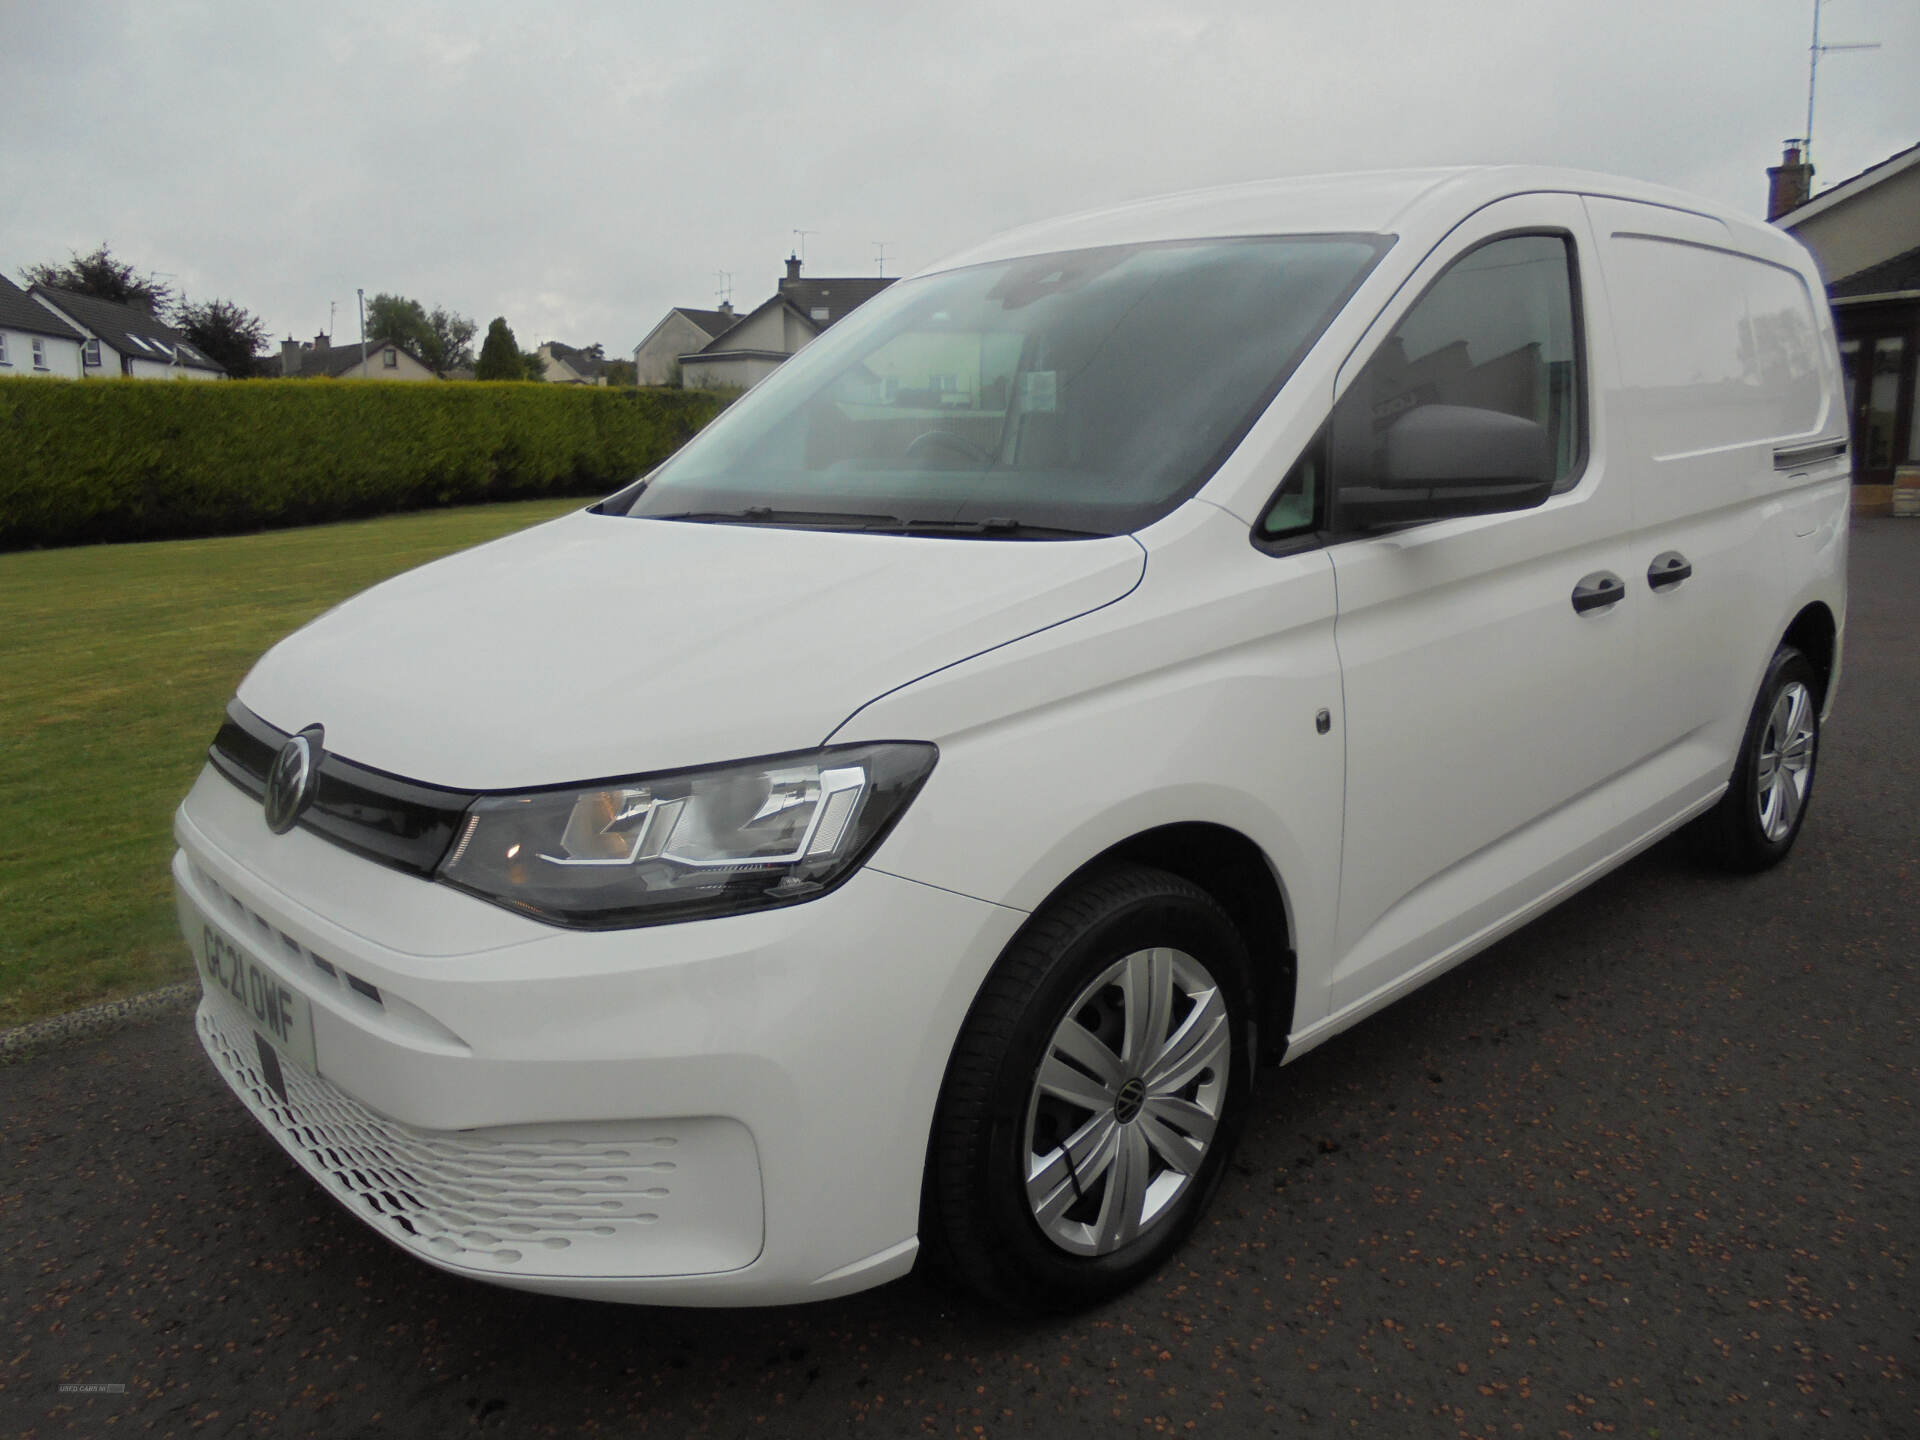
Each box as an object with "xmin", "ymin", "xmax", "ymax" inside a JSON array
[
  {"xmin": 1756, "ymin": 680, "xmax": 1816, "ymax": 843},
  {"xmin": 1021, "ymin": 946, "xmax": 1231, "ymax": 1257}
]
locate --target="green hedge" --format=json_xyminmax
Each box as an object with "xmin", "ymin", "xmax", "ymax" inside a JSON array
[{"xmin": 0, "ymin": 378, "xmax": 731, "ymax": 550}]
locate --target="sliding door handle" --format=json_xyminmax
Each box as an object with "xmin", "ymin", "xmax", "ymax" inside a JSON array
[
  {"xmin": 1571, "ymin": 571, "xmax": 1626, "ymax": 614},
  {"xmin": 1647, "ymin": 551, "xmax": 1693, "ymax": 591}
]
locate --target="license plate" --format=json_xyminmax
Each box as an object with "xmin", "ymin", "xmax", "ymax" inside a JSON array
[{"xmin": 196, "ymin": 920, "xmax": 318, "ymax": 1083}]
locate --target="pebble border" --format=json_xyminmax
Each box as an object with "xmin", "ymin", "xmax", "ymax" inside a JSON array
[{"xmin": 0, "ymin": 982, "xmax": 200, "ymax": 1065}]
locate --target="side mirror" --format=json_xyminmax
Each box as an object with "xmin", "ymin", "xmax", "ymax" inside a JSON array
[{"xmin": 1335, "ymin": 404, "xmax": 1554, "ymax": 527}]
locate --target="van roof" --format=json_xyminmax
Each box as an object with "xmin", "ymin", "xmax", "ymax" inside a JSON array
[{"xmin": 922, "ymin": 166, "xmax": 1776, "ymax": 275}]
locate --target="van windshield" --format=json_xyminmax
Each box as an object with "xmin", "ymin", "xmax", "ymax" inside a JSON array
[{"xmin": 616, "ymin": 235, "xmax": 1389, "ymax": 538}]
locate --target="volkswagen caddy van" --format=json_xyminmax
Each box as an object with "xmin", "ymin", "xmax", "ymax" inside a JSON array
[{"xmin": 176, "ymin": 168, "xmax": 1848, "ymax": 1310}]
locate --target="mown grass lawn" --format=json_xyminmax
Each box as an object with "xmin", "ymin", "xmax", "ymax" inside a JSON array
[{"xmin": 0, "ymin": 497, "xmax": 584, "ymax": 1027}]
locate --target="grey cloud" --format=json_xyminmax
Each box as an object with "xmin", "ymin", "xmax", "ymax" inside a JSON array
[{"xmin": 3, "ymin": 0, "xmax": 1914, "ymax": 355}]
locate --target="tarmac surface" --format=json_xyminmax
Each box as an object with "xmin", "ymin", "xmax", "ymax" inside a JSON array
[{"xmin": 4, "ymin": 521, "xmax": 1915, "ymax": 1439}]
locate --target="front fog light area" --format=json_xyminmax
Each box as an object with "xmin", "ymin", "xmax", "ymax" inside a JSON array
[{"xmin": 436, "ymin": 743, "xmax": 937, "ymax": 927}]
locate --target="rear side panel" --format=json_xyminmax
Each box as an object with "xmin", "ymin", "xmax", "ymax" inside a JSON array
[{"xmin": 1582, "ymin": 196, "xmax": 1849, "ymax": 801}]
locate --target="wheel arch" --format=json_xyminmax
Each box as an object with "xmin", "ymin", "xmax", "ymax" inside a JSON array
[
  {"xmin": 983, "ymin": 822, "xmax": 1298, "ymax": 1065},
  {"xmin": 1781, "ymin": 601, "xmax": 1837, "ymax": 707},
  {"xmin": 1076, "ymin": 823, "xmax": 1296, "ymax": 1061}
]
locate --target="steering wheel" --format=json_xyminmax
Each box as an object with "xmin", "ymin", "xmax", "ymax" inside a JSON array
[{"xmin": 905, "ymin": 429, "xmax": 995, "ymax": 465}]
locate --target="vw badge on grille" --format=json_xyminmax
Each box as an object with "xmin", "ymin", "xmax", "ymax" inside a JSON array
[{"xmin": 264, "ymin": 725, "xmax": 325, "ymax": 834}]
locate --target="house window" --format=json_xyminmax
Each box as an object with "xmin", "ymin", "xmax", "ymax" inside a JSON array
[
  {"xmin": 383, "ymin": 347, "xmax": 398, "ymax": 368},
  {"xmin": 0, "ymin": 334, "xmax": 9, "ymax": 364},
  {"xmin": 82, "ymin": 338, "xmax": 101, "ymax": 367},
  {"xmin": 810, "ymin": 307, "xmax": 830, "ymax": 322},
  {"xmin": 32, "ymin": 337, "xmax": 48, "ymax": 370}
]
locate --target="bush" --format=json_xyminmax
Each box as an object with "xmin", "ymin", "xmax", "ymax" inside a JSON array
[{"xmin": 0, "ymin": 378, "xmax": 731, "ymax": 549}]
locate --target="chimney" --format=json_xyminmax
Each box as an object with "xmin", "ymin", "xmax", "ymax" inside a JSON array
[
  {"xmin": 718, "ymin": 299, "xmax": 734, "ymax": 318},
  {"xmin": 782, "ymin": 254, "xmax": 802, "ymax": 290},
  {"xmin": 1767, "ymin": 142, "xmax": 1814, "ymax": 221},
  {"xmin": 312, "ymin": 331, "xmax": 331, "ymax": 354},
  {"xmin": 280, "ymin": 336, "xmax": 301, "ymax": 377}
]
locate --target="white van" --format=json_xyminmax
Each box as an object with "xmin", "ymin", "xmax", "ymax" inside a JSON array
[{"xmin": 175, "ymin": 167, "xmax": 1848, "ymax": 1311}]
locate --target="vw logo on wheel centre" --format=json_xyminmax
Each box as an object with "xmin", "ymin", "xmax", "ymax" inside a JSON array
[{"xmin": 264, "ymin": 725, "xmax": 325, "ymax": 834}]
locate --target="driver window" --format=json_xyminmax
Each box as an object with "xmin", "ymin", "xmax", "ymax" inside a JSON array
[{"xmin": 1333, "ymin": 233, "xmax": 1583, "ymax": 493}]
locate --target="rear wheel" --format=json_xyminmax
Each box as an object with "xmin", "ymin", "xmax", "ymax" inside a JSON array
[
  {"xmin": 925, "ymin": 864, "xmax": 1255, "ymax": 1311},
  {"xmin": 1694, "ymin": 645, "xmax": 1821, "ymax": 871}
]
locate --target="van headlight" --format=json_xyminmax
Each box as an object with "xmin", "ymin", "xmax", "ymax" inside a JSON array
[{"xmin": 435, "ymin": 743, "xmax": 938, "ymax": 928}]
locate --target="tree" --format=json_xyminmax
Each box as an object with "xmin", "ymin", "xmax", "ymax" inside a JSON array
[
  {"xmin": 521, "ymin": 346, "xmax": 547, "ymax": 381},
  {"xmin": 172, "ymin": 297, "xmax": 269, "ymax": 380},
  {"xmin": 475, "ymin": 316, "xmax": 524, "ymax": 380},
  {"xmin": 365, "ymin": 292, "xmax": 476, "ymax": 377},
  {"xmin": 23, "ymin": 243, "xmax": 173, "ymax": 312},
  {"xmin": 603, "ymin": 359, "xmax": 637, "ymax": 387},
  {"xmin": 366, "ymin": 292, "xmax": 429, "ymax": 351},
  {"xmin": 420, "ymin": 305, "xmax": 477, "ymax": 376}
]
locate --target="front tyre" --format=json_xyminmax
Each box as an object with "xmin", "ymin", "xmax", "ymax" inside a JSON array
[
  {"xmin": 1695, "ymin": 644, "xmax": 1821, "ymax": 871},
  {"xmin": 926, "ymin": 865, "xmax": 1255, "ymax": 1311}
]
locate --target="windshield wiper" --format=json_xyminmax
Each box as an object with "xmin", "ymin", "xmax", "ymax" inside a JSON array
[
  {"xmin": 888, "ymin": 516, "xmax": 1109, "ymax": 539},
  {"xmin": 647, "ymin": 506, "xmax": 905, "ymax": 529},
  {"xmin": 646, "ymin": 508, "xmax": 1107, "ymax": 539}
]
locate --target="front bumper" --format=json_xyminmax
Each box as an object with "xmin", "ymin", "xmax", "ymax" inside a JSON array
[{"xmin": 175, "ymin": 764, "xmax": 1026, "ymax": 1305}]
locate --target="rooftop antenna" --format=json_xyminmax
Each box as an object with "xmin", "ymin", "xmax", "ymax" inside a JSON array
[
  {"xmin": 328, "ymin": 300, "xmax": 337, "ymax": 338},
  {"xmin": 872, "ymin": 241, "xmax": 892, "ymax": 277},
  {"xmin": 792, "ymin": 229, "xmax": 816, "ymax": 262},
  {"xmin": 714, "ymin": 270, "xmax": 733, "ymax": 305},
  {"xmin": 1803, "ymin": 0, "xmax": 1880, "ymax": 169}
]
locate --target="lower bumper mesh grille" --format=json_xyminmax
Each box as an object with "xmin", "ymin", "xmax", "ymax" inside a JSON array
[{"xmin": 197, "ymin": 1001, "xmax": 688, "ymax": 1275}]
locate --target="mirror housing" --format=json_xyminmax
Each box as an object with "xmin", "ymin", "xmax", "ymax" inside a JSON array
[{"xmin": 1335, "ymin": 404, "xmax": 1554, "ymax": 528}]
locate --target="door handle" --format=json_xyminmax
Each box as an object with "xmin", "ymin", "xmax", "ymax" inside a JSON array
[
  {"xmin": 1647, "ymin": 551, "xmax": 1693, "ymax": 591},
  {"xmin": 1571, "ymin": 571, "xmax": 1626, "ymax": 614}
]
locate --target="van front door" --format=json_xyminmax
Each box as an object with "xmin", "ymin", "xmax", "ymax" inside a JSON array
[{"xmin": 1322, "ymin": 196, "xmax": 1637, "ymax": 1017}]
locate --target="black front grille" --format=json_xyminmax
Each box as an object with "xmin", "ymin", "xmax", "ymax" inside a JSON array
[{"xmin": 209, "ymin": 702, "xmax": 476, "ymax": 877}]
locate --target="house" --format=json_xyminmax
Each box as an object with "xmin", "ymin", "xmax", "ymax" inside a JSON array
[
  {"xmin": 534, "ymin": 341, "xmax": 609, "ymax": 385},
  {"xmin": 0, "ymin": 273, "xmax": 86, "ymax": 377},
  {"xmin": 677, "ymin": 290, "xmax": 819, "ymax": 391},
  {"xmin": 644, "ymin": 258, "xmax": 896, "ymax": 390},
  {"xmin": 275, "ymin": 332, "xmax": 437, "ymax": 381},
  {"xmin": 1768, "ymin": 140, "xmax": 1920, "ymax": 513},
  {"xmin": 631, "ymin": 304, "xmax": 737, "ymax": 385},
  {"xmin": 28, "ymin": 284, "xmax": 225, "ymax": 379}
]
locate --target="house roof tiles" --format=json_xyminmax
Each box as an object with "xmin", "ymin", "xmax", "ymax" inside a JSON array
[
  {"xmin": 0, "ymin": 273, "xmax": 86, "ymax": 342},
  {"xmin": 541, "ymin": 341, "xmax": 608, "ymax": 379},
  {"xmin": 1776, "ymin": 140, "xmax": 1920, "ymax": 227},
  {"xmin": 288, "ymin": 341, "xmax": 410, "ymax": 378},
  {"xmin": 1828, "ymin": 242, "xmax": 1920, "ymax": 300},
  {"xmin": 29, "ymin": 284, "xmax": 223, "ymax": 371},
  {"xmin": 777, "ymin": 276, "xmax": 894, "ymax": 328},
  {"xmin": 675, "ymin": 308, "xmax": 739, "ymax": 338}
]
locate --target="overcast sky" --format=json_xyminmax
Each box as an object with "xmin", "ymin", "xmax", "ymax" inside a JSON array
[{"xmin": 3, "ymin": 0, "xmax": 1915, "ymax": 360}]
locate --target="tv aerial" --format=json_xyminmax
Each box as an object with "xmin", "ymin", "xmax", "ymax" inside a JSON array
[{"xmin": 1801, "ymin": 0, "xmax": 1880, "ymax": 168}]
